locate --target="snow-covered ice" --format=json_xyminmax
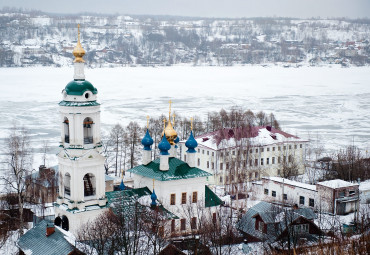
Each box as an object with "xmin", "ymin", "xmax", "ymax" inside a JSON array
[{"xmin": 0, "ymin": 66, "xmax": 369, "ymax": 169}]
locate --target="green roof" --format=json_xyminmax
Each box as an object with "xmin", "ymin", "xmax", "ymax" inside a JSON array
[
  {"xmin": 18, "ymin": 221, "xmax": 77, "ymax": 255},
  {"xmin": 205, "ymin": 185, "xmax": 223, "ymax": 207},
  {"xmin": 59, "ymin": 100, "xmax": 100, "ymax": 107},
  {"xmin": 127, "ymin": 157, "xmax": 211, "ymax": 181},
  {"xmin": 65, "ymin": 79, "xmax": 98, "ymax": 96},
  {"xmin": 106, "ymin": 187, "xmax": 178, "ymax": 220}
]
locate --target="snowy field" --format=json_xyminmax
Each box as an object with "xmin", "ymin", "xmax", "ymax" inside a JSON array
[{"xmin": 0, "ymin": 65, "xmax": 369, "ymax": 168}]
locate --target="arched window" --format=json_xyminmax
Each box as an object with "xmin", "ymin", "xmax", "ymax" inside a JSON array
[
  {"xmin": 61, "ymin": 215, "xmax": 69, "ymax": 231},
  {"xmin": 63, "ymin": 117, "xmax": 69, "ymax": 143},
  {"xmin": 83, "ymin": 173, "xmax": 96, "ymax": 197},
  {"xmin": 64, "ymin": 173, "xmax": 71, "ymax": 197},
  {"xmin": 54, "ymin": 216, "xmax": 62, "ymax": 227},
  {"xmin": 83, "ymin": 117, "xmax": 93, "ymax": 144}
]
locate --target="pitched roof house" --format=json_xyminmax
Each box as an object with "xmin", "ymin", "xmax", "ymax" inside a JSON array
[{"xmin": 236, "ymin": 201, "xmax": 321, "ymax": 244}]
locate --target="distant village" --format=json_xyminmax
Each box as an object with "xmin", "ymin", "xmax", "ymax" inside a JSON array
[
  {"xmin": 0, "ymin": 22, "xmax": 369, "ymax": 255},
  {"xmin": 0, "ymin": 9, "xmax": 370, "ymax": 67}
]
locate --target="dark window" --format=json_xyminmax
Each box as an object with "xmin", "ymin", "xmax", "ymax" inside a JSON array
[
  {"xmin": 207, "ymin": 161, "xmax": 209, "ymax": 168},
  {"xmin": 289, "ymin": 145, "xmax": 292, "ymax": 149},
  {"xmin": 300, "ymin": 144, "xmax": 302, "ymax": 148},
  {"xmin": 198, "ymin": 158, "xmax": 200, "ymax": 166},
  {"xmin": 299, "ymin": 196, "xmax": 305, "ymax": 205},
  {"xmin": 212, "ymin": 213, "xmax": 217, "ymax": 224},
  {"xmin": 181, "ymin": 219, "xmax": 186, "ymax": 231},
  {"xmin": 294, "ymin": 144, "xmax": 297, "ymax": 149},
  {"xmin": 255, "ymin": 172, "xmax": 259, "ymax": 179},
  {"xmin": 226, "ymin": 163, "xmax": 229, "ymax": 169},
  {"xmin": 207, "ymin": 151, "xmax": 209, "ymax": 155},
  {"xmin": 261, "ymin": 148, "xmax": 264, "ymax": 152},
  {"xmin": 232, "ymin": 151, "xmax": 235, "ymax": 155},
  {"xmin": 272, "ymin": 157, "xmax": 275, "ymax": 164},
  {"xmin": 283, "ymin": 146, "xmax": 286, "ymax": 151},
  {"xmin": 250, "ymin": 149, "xmax": 252, "ymax": 153},
  {"xmin": 272, "ymin": 191, "xmax": 276, "ymax": 197},
  {"xmin": 220, "ymin": 163, "xmax": 223, "ymax": 170},
  {"xmin": 283, "ymin": 194, "xmax": 287, "ymax": 200},
  {"xmin": 255, "ymin": 159, "xmax": 258, "ymax": 166},
  {"xmin": 191, "ymin": 217, "xmax": 197, "ymax": 229},
  {"xmin": 171, "ymin": 220, "xmax": 175, "ymax": 232},
  {"xmin": 212, "ymin": 152, "xmax": 214, "ymax": 156},
  {"xmin": 181, "ymin": 192, "xmax": 186, "ymax": 204},
  {"xmin": 278, "ymin": 146, "xmax": 281, "ymax": 151},
  {"xmin": 170, "ymin": 194, "xmax": 176, "ymax": 205},
  {"xmin": 192, "ymin": 192, "xmax": 198, "ymax": 203},
  {"xmin": 261, "ymin": 158, "xmax": 264, "ymax": 165},
  {"xmin": 255, "ymin": 149, "xmax": 258, "ymax": 153},
  {"xmin": 267, "ymin": 147, "xmax": 270, "ymax": 152},
  {"xmin": 202, "ymin": 150, "xmax": 204, "ymax": 154},
  {"xmin": 220, "ymin": 176, "xmax": 223, "ymax": 183},
  {"xmin": 309, "ymin": 198, "xmax": 314, "ymax": 207},
  {"xmin": 266, "ymin": 158, "xmax": 269, "ymax": 165},
  {"xmin": 272, "ymin": 147, "xmax": 275, "ymax": 151},
  {"xmin": 198, "ymin": 149, "xmax": 200, "ymax": 153},
  {"xmin": 264, "ymin": 189, "xmax": 269, "ymax": 195},
  {"xmin": 212, "ymin": 162, "xmax": 214, "ymax": 169},
  {"xmin": 249, "ymin": 160, "xmax": 252, "ymax": 166}
]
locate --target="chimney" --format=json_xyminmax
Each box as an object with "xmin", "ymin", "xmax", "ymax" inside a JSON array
[{"xmin": 46, "ymin": 222, "xmax": 55, "ymax": 237}]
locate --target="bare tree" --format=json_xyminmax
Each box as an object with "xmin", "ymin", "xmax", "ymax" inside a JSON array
[
  {"xmin": 1, "ymin": 126, "xmax": 33, "ymax": 235},
  {"xmin": 110, "ymin": 124, "xmax": 125, "ymax": 176}
]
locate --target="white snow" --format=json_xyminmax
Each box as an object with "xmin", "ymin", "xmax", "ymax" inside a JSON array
[
  {"xmin": 317, "ymin": 179, "xmax": 359, "ymax": 189},
  {"xmin": 265, "ymin": 177, "xmax": 316, "ymax": 191},
  {"xmin": 0, "ymin": 66, "xmax": 369, "ymax": 171},
  {"xmin": 359, "ymin": 180, "xmax": 370, "ymax": 191}
]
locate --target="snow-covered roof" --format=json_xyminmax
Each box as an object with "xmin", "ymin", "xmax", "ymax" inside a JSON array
[
  {"xmin": 359, "ymin": 180, "xmax": 370, "ymax": 191},
  {"xmin": 263, "ymin": 177, "xmax": 316, "ymax": 191},
  {"xmin": 317, "ymin": 179, "xmax": 359, "ymax": 189},
  {"xmin": 180, "ymin": 126, "xmax": 306, "ymax": 151}
]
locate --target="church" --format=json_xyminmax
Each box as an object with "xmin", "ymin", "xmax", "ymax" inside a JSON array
[{"xmin": 18, "ymin": 26, "xmax": 221, "ymax": 251}]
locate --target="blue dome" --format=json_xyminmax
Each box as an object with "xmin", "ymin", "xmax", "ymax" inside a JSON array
[
  {"xmin": 141, "ymin": 129, "xmax": 153, "ymax": 150},
  {"xmin": 119, "ymin": 179, "xmax": 125, "ymax": 190},
  {"xmin": 151, "ymin": 189, "xmax": 157, "ymax": 206},
  {"xmin": 158, "ymin": 132, "xmax": 171, "ymax": 155},
  {"xmin": 174, "ymin": 136, "xmax": 180, "ymax": 144},
  {"xmin": 185, "ymin": 131, "xmax": 198, "ymax": 153}
]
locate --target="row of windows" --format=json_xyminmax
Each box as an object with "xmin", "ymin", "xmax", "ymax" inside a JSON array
[
  {"xmin": 264, "ymin": 189, "xmax": 314, "ymax": 207},
  {"xmin": 220, "ymin": 172, "xmax": 259, "ymax": 183},
  {"xmin": 197, "ymin": 149, "xmax": 215, "ymax": 156},
  {"xmin": 217, "ymin": 155, "xmax": 294, "ymax": 170},
  {"xmin": 219, "ymin": 144, "xmax": 303, "ymax": 157},
  {"xmin": 170, "ymin": 192, "xmax": 198, "ymax": 205}
]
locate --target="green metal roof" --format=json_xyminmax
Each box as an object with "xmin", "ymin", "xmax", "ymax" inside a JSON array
[
  {"xmin": 65, "ymin": 79, "xmax": 98, "ymax": 96},
  {"xmin": 205, "ymin": 185, "xmax": 223, "ymax": 207},
  {"xmin": 127, "ymin": 157, "xmax": 211, "ymax": 181},
  {"xmin": 106, "ymin": 187, "xmax": 178, "ymax": 220},
  {"xmin": 59, "ymin": 100, "xmax": 100, "ymax": 107},
  {"xmin": 18, "ymin": 220, "xmax": 77, "ymax": 255}
]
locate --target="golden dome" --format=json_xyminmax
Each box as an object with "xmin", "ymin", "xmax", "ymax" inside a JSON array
[
  {"xmin": 162, "ymin": 120, "xmax": 178, "ymax": 145},
  {"xmin": 73, "ymin": 24, "xmax": 85, "ymax": 63},
  {"xmin": 161, "ymin": 100, "xmax": 178, "ymax": 145}
]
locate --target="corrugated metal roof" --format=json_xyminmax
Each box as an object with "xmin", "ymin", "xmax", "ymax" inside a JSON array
[
  {"xmin": 18, "ymin": 220, "xmax": 75, "ymax": 255},
  {"xmin": 127, "ymin": 157, "xmax": 211, "ymax": 181}
]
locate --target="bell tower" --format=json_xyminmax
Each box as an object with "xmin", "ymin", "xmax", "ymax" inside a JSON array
[{"xmin": 54, "ymin": 25, "xmax": 107, "ymax": 235}]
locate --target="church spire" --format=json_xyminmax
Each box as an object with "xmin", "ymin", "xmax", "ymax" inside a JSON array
[
  {"xmin": 73, "ymin": 24, "xmax": 86, "ymax": 80},
  {"xmin": 73, "ymin": 24, "xmax": 86, "ymax": 63}
]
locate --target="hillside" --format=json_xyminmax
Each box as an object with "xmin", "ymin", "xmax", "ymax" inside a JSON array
[{"xmin": 0, "ymin": 9, "xmax": 370, "ymax": 67}]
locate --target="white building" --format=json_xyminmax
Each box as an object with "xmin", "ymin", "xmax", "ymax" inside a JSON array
[
  {"xmin": 179, "ymin": 126, "xmax": 308, "ymax": 192},
  {"xmin": 54, "ymin": 27, "xmax": 108, "ymax": 235},
  {"xmin": 261, "ymin": 177, "xmax": 317, "ymax": 208},
  {"xmin": 261, "ymin": 177, "xmax": 360, "ymax": 215},
  {"xmin": 128, "ymin": 111, "xmax": 222, "ymax": 236}
]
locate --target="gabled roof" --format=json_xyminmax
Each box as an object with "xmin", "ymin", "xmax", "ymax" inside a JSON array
[
  {"xmin": 18, "ymin": 221, "xmax": 77, "ymax": 255},
  {"xmin": 127, "ymin": 157, "xmax": 211, "ymax": 181},
  {"xmin": 236, "ymin": 202, "xmax": 317, "ymax": 242},
  {"xmin": 205, "ymin": 186, "xmax": 223, "ymax": 207}
]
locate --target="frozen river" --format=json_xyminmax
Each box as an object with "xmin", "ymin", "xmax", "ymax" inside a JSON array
[{"xmin": 0, "ymin": 65, "xmax": 369, "ymax": 167}]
